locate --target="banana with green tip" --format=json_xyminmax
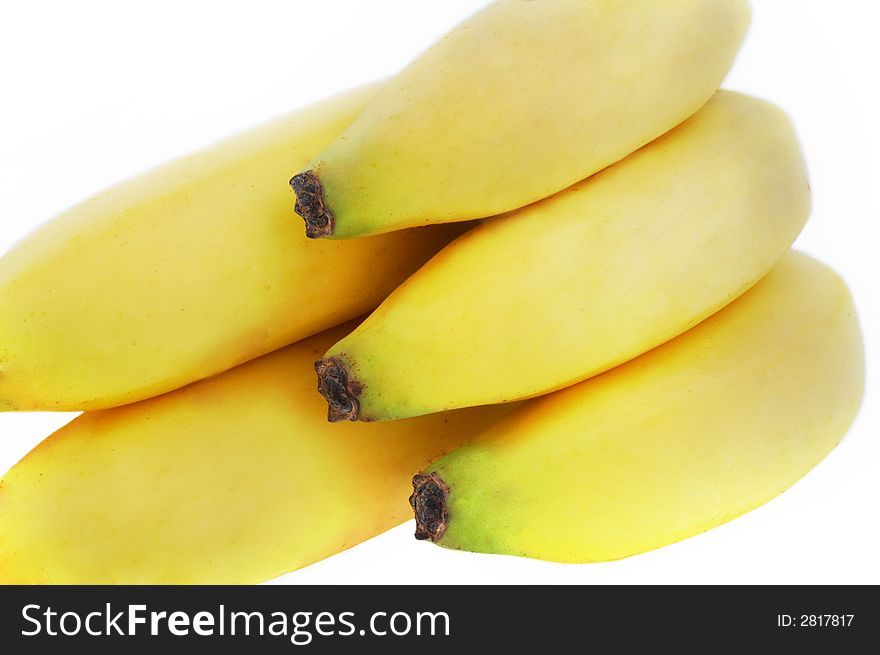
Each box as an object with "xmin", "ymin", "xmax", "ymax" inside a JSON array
[
  {"xmin": 292, "ymin": 0, "xmax": 751, "ymax": 238},
  {"xmin": 317, "ymin": 91, "xmax": 810, "ymax": 422},
  {"xmin": 410, "ymin": 252, "xmax": 864, "ymax": 562}
]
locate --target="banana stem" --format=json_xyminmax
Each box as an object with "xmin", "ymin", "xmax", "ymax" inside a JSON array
[
  {"xmin": 315, "ymin": 357, "xmax": 362, "ymax": 422},
  {"xmin": 410, "ymin": 472, "xmax": 450, "ymax": 542},
  {"xmin": 290, "ymin": 170, "xmax": 335, "ymax": 238}
]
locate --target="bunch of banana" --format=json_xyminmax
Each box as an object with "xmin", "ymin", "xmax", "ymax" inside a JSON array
[{"xmin": 0, "ymin": 0, "xmax": 864, "ymax": 581}]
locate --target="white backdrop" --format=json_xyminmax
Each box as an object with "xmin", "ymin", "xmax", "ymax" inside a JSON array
[{"xmin": 0, "ymin": 0, "xmax": 877, "ymax": 585}]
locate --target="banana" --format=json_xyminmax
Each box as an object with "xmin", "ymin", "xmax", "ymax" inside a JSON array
[
  {"xmin": 317, "ymin": 92, "xmax": 810, "ymax": 422},
  {"xmin": 0, "ymin": 322, "xmax": 513, "ymax": 584},
  {"xmin": 291, "ymin": 0, "xmax": 751, "ymax": 238},
  {"xmin": 0, "ymin": 85, "xmax": 464, "ymax": 412},
  {"xmin": 410, "ymin": 251, "xmax": 864, "ymax": 562}
]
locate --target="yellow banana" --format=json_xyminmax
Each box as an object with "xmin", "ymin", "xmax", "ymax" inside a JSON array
[
  {"xmin": 0, "ymin": 86, "xmax": 464, "ymax": 412},
  {"xmin": 0, "ymin": 322, "xmax": 513, "ymax": 584},
  {"xmin": 410, "ymin": 252, "xmax": 864, "ymax": 562},
  {"xmin": 292, "ymin": 0, "xmax": 751, "ymax": 238},
  {"xmin": 318, "ymin": 92, "xmax": 810, "ymax": 422}
]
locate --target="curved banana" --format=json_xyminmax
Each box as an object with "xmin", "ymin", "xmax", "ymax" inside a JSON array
[
  {"xmin": 0, "ymin": 85, "xmax": 464, "ymax": 412},
  {"xmin": 292, "ymin": 0, "xmax": 750, "ymax": 238},
  {"xmin": 0, "ymin": 323, "xmax": 513, "ymax": 584},
  {"xmin": 410, "ymin": 252, "xmax": 864, "ymax": 562},
  {"xmin": 318, "ymin": 92, "xmax": 810, "ymax": 422}
]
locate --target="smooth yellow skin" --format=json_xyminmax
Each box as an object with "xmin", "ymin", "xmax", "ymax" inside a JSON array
[
  {"xmin": 0, "ymin": 86, "xmax": 463, "ymax": 412},
  {"xmin": 325, "ymin": 92, "xmax": 810, "ymax": 420},
  {"xmin": 0, "ymin": 323, "xmax": 513, "ymax": 584},
  {"xmin": 425, "ymin": 252, "xmax": 865, "ymax": 562},
  {"xmin": 305, "ymin": 0, "xmax": 750, "ymax": 238}
]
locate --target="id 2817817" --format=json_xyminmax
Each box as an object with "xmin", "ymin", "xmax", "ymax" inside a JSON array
[{"xmin": 777, "ymin": 614, "xmax": 854, "ymax": 628}]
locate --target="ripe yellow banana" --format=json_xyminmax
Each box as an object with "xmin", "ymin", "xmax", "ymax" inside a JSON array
[
  {"xmin": 0, "ymin": 86, "xmax": 464, "ymax": 412},
  {"xmin": 292, "ymin": 0, "xmax": 750, "ymax": 238},
  {"xmin": 318, "ymin": 92, "xmax": 810, "ymax": 422},
  {"xmin": 0, "ymin": 322, "xmax": 513, "ymax": 584},
  {"xmin": 411, "ymin": 251, "xmax": 864, "ymax": 562}
]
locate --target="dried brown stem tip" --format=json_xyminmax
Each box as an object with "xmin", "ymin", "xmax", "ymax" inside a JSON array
[
  {"xmin": 290, "ymin": 170, "xmax": 334, "ymax": 238},
  {"xmin": 410, "ymin": 472, "xmax": 450, "ymax": 542},
  {"xmin": 315, "ymin": 357, "xmax": 361, "ymax": 422}
]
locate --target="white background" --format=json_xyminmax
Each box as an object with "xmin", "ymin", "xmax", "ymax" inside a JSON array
[{"xmin": 0, "ymin": 0, "xmax": 878, "ymax": 585}]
